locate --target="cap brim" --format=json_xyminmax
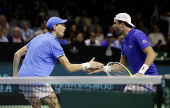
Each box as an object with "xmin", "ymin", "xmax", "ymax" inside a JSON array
[
  {"xmin": 60, "ymin": 19, "xmax": 67, "ymax": 23},
  {"xmin": 129, "ymin": 23, "xmax": 135, "ymax": 27}
]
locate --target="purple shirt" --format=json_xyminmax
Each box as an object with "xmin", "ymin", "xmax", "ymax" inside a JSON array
[
  {"xmin": 101, "ymin": 39, "xmax": 116, "ymax": 47},
  {"xmin": 121, "ymin": 28, "xmax": 158, "ymax": 75}
]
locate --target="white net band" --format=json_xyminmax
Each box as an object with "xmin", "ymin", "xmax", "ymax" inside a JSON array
[{"xmin": 0, "ymin": 76, "xmax": 162, "ymax": 85}]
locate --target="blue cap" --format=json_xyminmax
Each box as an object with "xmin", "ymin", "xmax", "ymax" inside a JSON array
[{"xmin": 46, "ymin": 17, "xmax": 67, "ymax": 29}]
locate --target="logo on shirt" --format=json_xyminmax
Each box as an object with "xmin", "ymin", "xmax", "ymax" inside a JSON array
[
  {"xmin": 129, "ymin": 46, "xmax": 132, "ymax": 48},
  {"xmin": 142, "ymin": 40, "xmax": 147, "ymax": 44},
  {"xmin": 85, "ymin": 66, "xmax": 87, "ymax": 69}
]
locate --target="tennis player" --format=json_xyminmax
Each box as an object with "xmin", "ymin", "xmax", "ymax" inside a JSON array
[
  {"xmin": 85, "ymin": 13, "xmax": 158, "ymax": 93},
  {"xmin": 13, "ymin": 17, "xmax": 103, "ymax": 108}
]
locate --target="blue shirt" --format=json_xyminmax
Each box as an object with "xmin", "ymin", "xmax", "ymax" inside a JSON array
[
  {"xmin": 121, "ymin": 28, "xmax": 158, "ymax": 75},
  {"xmin": 17, "ymin": 32, "xmax": 65, "ymax": 77},
  {"xmin": 20, "ymin": 28, "xmax": 34, "ymax": 41},
  {"xmin": 101, "ymin": 39, "xmax": 116, "ymax": 47},
  {"xmin": 56, "ymin": 38, "xmax": 68, "ymax": 45}
]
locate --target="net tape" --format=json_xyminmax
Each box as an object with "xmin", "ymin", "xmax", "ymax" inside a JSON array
[{"xmin": 0, "ymin": 76, "xmax": 163, "ymax": 85}]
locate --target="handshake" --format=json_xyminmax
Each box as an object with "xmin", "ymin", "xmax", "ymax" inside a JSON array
[{"xmin": 84, "ymin": 57, "xmax": 104, "ymax": 74}]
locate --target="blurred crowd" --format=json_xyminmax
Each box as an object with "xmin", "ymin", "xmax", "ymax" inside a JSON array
[{"xmin": 0, "ymin": 0, "xmax": 170, "ymax": 50}]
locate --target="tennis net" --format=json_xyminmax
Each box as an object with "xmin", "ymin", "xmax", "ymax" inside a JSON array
[{"xmin": 0, "ymin": 76, "xmax": 165, "ymax": 108}]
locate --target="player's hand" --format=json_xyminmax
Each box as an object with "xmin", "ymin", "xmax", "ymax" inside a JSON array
[
  {"xmin": 88, "ymin": 57, "xmax": 104, "ymax": 69},
  {"xmin": 134, "ymin": 73, "xmax": 143, "ymax": 77},
  {"xmin": 84, "ymin": 67, "xmax": 104, "ymax": 74}
]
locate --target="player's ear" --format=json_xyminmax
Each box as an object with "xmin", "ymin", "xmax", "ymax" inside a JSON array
[
  {"xmin": 53, "ymin": 25, "xmax": 56, "ymax": 29},
  {"xmin": 121, "ymin": 22, "xmax": 125, "ymax": 26}
]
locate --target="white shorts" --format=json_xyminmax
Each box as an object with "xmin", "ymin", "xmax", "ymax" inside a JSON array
[
  {"xmin": 123, "ymin": 75, "xmax": 157, "ymax": 93},
  {"xmin": 123, "ymin": 84, "xmax": 153, "ymax": 93},
  {"xmin": 19, "ymin": 83, "xmax": 53, "ymax": 99}
]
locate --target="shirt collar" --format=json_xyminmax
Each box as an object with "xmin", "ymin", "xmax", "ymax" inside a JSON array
[
  {"xmin": 125, "ymin": 28, "xmax": 135, "ymax": 39},
  {"xmin": 46, "ymin": 32, "xmax": 55, "ymax": 39},
  {"xmin": 122, "ymin": 28, "xmax": 135, "ymax": 44}
]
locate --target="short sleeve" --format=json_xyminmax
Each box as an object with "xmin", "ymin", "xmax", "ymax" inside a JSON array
[
  {"xmin": 134, "ymin": 32, "xmax": 151, "ymax": 50},
  {"xmin": 121, "ymin": 49, "xmax": 124, "ymax": 55},
  {"xmin": 121, "ymin": 43, "xmax": 124, "ymax": 55},
  {"xmin": 50, "ymin": 40, "xmax": 65, "ymax": 58},
  {"xmin": 26, "ymin": 39, "xmax": 32, "ymax": 49}
]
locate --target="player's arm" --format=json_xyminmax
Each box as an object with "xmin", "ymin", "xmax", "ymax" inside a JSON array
[
  {"xmin": 13, "ymin": 46, "xmax": 28, "ymax": 77},
  {"xmin": 143, "ymin": 46, "xmax": 156, "ymax": 67},
  {"xmin": 58, "ymin": 55, "xmax": 103, "ymax": 73},
  {"xmin": 106, "ymin": 55, "xmax": 128, "ymax": 72},
  {"xmin": 85, "ymin": 55, "xmax": 129, "ymax": 74},
  {"xmin": 136, "ymin": 46, "xmax": 156, "ymax": 76},
  {"xmin": 119, "ymin": 55, "xmax": 128, "ymax": 67}
]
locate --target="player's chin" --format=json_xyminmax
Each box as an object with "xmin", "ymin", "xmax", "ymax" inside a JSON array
[
  {"xmin": 60, "ymin": 32, "xmax": 64, "ymax": 36},
  {"xmin": 115, "ymin": 31, "xmax": 120, "ymax": 36},
  {"xmin": 115, "ymin": 30, "xmax": 118, "ymax": 34}
]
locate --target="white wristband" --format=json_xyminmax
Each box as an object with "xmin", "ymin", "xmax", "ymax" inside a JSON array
[
  {"xmin": 104, "ymin": 66, "xmax": 111, "ymax": 72},
  {"xmin": 138, "ymin": 64, "xmax": 149, "ymax": 75},
  {"xmin": 82, "ymin": 62, "xmax": 90, "ymax": 70}
]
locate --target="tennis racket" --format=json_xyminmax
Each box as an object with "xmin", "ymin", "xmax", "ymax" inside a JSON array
[{"xmin": 105, "ymin": 62, "xmax": 156, "ymax": 92}]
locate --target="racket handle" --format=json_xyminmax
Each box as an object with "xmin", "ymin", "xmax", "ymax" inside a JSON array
[{"xmin": 141, "ymin": 84, "xmax": 156, "ymax": 92}]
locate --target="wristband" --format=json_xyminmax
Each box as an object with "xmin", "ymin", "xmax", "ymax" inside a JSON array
[
  {"xmin": 104, "ymin": 66, "xmax": 111, "ymax": 72},
  {"xmin": 138, "ymin": 64, "xmax": 149, "ymax": 75},
  {"xmin": 82, "ymin": 62, "xmax": 90, "ymax": 70}
]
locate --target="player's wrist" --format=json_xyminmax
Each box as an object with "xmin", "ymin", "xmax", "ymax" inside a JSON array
[
  {"xmin": 138, "ymin": 64, "xmax": 149, "ymax": 75},
  {"xmin": 82, "ymin": 62, "xmax": 90, "ymax": 70},
  {"xmin": 104, "ymin": 66, "xmax": 111, "ymax": 72}
]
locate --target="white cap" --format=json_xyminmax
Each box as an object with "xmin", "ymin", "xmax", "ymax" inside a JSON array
[
  {"xmin": 106, "ymin": 33, "xmax": 113, "ymax": 37},
  {"xmin": 114, "ymin": 13, "xmax": 135, "ymax": 27}
]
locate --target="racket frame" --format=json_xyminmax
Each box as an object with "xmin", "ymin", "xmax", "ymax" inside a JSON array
[{"xmin": 105, "ymin": 62, "xmax": 156, "ymax": 92}]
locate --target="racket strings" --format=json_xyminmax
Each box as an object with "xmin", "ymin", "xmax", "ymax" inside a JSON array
[
  {"xmin": 107, "ymin": 63, "xmax": 130, "ymax": 76},
  {"xmin": 108, "ymin": 71, "xmax": 130, "ymax": 76}
]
